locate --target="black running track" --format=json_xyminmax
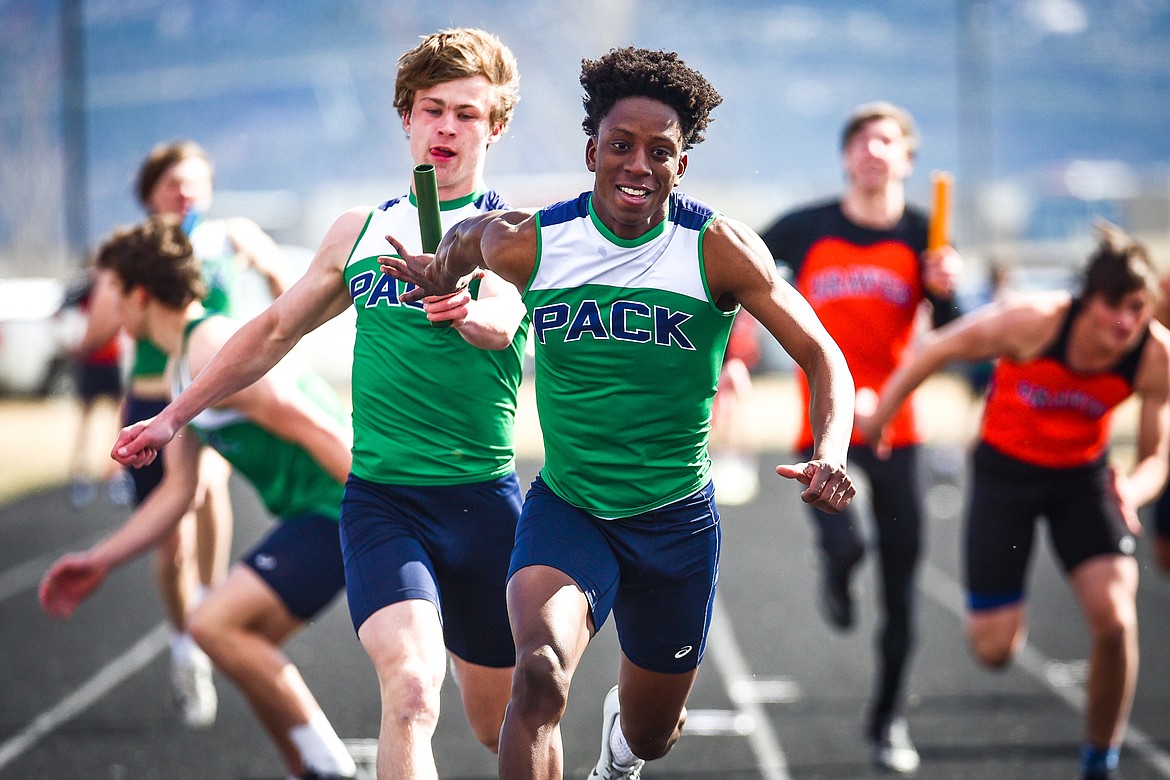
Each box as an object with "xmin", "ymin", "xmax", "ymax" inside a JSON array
[{"xmin": 2, "ymin": 449, "xmax": 1169, "ymax": 779}]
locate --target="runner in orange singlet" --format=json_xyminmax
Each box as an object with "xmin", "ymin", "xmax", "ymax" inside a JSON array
[
  {"xmin": 859, "ymin": 224, "xmax": 1170, "ymax": 780},
  {"xmin": 761, "ymin": 101, "xmax": 962, "ymax": 773}
]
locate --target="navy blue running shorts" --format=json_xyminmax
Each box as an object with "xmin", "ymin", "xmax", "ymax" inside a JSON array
[
  {"xmin": 123, "ymin": 394, "xmax": 167, "ymax": 505},
  {"xmin": 509, "ymin": 474, "xmax": 720, "ymax": 674},
  {"xmin": 339, "ymin": 472, "xmax": 521, "ymax": 668},
  {"xmin": 76, "ymin": 361, "xmax": 122, "ymax": 402},
  {"xmin": 965, "ymin": 442, "xmax": 1134, "ymax": 611},
  {"xmin": 242, "ymin": 513, "xmax": 346, "ymax": 620}
]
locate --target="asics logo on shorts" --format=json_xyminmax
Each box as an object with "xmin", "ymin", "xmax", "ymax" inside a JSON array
[
  {"xmin": 674, "ymin": 645, "xmax": 693, "ymax": 659},
  {"xmin": 254, "ymin": 554, "xmax": 277, "ymax": 571}
]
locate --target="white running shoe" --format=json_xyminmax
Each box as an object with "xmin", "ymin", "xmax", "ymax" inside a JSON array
[
  {"xmin": 69, "ymin": 478, "xmax": 97, "ymax": 508},
  {"xmin": 587, "ymin": 685, "xmax": 644, "ymax": 780},
  {"xmin": 106, "ymin": 471, "xmax": 134, "ymax": 506},
  {"xmin": 871, "ymin": 716, "xmax": 920, "ymax": 774},
  {"xmin": 171, "ymin": 646, "xmax": 217, "ymax": 729}
]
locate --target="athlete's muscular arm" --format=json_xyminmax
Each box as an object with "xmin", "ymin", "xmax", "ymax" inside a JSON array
[
  {"xmin": 185, "ymin": 318, "xmax": 354, "ymax": 485},
  {"xmin": 112, "ymin": 209, "xmax": 363, "ymax": 468},
  {"xmin": 380, "ymin": 209, "xmax": 538, "ymax": 301},
  {"xmin": 703, "ymin": 216, "xmax": 855, "ymax": 513},
  {"xmin": 1115, "ymin": 323, "xmax": 1170, "ymax": 527},
  {"xmin": 860, "ymin": 293, "xmax": 1066, "ymax": 450},
  {"xmin": 41, "ymin": 431, "xmax": 202, "ymax": 619},
  {"xmin": 420, "ymin": 269, "xmax": 528, "ymax": 350}
]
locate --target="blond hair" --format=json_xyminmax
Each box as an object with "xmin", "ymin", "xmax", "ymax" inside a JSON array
[{"xmin": 393, "ymin": 28, "xmax": 520, "ymax": 132}]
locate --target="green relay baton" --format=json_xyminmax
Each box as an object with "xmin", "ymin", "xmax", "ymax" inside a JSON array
[{"xmin": 412, "ymin": 163, "xmax": 450, "ymax": 328}]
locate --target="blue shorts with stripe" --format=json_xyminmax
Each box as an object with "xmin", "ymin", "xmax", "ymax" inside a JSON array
[
  {"xmin": 339, "ymin": 472, "xmax": 521, "ymax": 668},
  {"xmin": 241, "ymin": 513, "xmax": 346, "ymax": 621},
  {"xmin": 509, "ymin": 475, "xmax": 720, "ymax": 674}
]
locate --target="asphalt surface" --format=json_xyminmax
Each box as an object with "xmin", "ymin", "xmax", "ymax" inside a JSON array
[{"xmin": 2, "ymin": 447, "xmax": 1170, "ymax": 779}]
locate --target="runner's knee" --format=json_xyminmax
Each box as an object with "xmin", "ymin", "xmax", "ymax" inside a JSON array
[
  {"xmin": 1086, "ymin": 608, "xmax": 1134, "ymax": 653},
  {"xmin": 186, "ymin": 604, "xmax": 218, "ymax": 650},
  {"xmin": 966, "ymin": 622, "xmax": 1018, "ymax": 668},
  {"xmin": 378, "ymin": 658, "xmax": 442, "ymax": 733},
  {"xmin": 623, "ymin": 714, "xmax": 683, "ymax": 761},
  {"xmin": 510, "ymin": 645, "xmax": 572, "ymax": 725}
]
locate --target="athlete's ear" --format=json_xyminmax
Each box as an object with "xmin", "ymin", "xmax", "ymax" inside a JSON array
[
  {"xmin": 485, "ymin": 121, "xmax": 505, "ymax": 147},
  {"xmin": 402, "ymin": 109, "xmax": 412, "ymax": 138},
  {"xmin": 585, "ymin": 136, "xmax": 598, "ymax": 173},
  {"xmin": 675, "ymin": 152, "xmax": 688, "ymax": 183}
]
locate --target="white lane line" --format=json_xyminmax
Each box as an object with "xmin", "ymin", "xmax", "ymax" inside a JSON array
[
  {"xmin": 707, "ymin": 594, "xmax": 792, "ymax": 780},
  {"xmin": 0, "ymin": 530, "xmax": 112, "ymax": 604},
  {"xmin": 919, "ymin": 559, "xmax": 1170, "ymax": 778},
  {"xmin": 0, "ymin": 622, "xmax": 169, "ymax": 773},
  {"xmin": 684, "ymin": 709, "xmax": 756, "ymax": 736}
]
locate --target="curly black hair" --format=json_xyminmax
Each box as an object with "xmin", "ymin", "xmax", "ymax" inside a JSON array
[{"xmin": 580, "ymin": 47, "xmax": 722, "ymax": 151}]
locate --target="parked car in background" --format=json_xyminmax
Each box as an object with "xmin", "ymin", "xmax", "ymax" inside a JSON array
[
  {"xmin": 0, "ymin": 245, "xmax": 348, "ymax": 399},
  {"xmin": 0, "ymin": 277, "xmax": 85, "ymax": 397}
]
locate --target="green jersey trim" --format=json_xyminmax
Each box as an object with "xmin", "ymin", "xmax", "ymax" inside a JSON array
[
  {"xmin": 406, "ymin": 188, "xmax": 485, "ymax": 212},
  {"xmin": 586, "ymin": 193, "xmax": 666, "ymax": 248}
]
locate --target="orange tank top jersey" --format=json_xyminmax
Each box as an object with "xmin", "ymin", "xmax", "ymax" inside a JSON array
[
  {"xmin": 87, "ymin": 337, "xmax": 121, "ymax": 365},
  {"xmin": 980, "ymin": 298, "xmax": 1148, "ymax": 468},
  {"xmin": 762, "ymin": 201, "xmax": 953, "ymax": 450}
]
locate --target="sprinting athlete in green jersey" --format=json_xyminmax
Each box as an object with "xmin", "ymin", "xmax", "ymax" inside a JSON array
[
  {"xmin": 42, "ymin": 216, "xmax": 358, "ymax": 779},
  {"xmin": 110, "ymin": 29, "xmax": 529, "ymax": 780},
  {"xmin": 73, "ymin": 139, "xmax": 291, "ymax": 729},
  {"xmin": 381, "ymin": 47, "xmax": 856, "ymax": 780}
]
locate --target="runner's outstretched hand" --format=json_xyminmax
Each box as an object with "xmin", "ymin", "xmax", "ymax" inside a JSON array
[
  {"xmin": 1108, "ymin": 466, "xmax": 1143, "ymax": 536},
  {"xmin": 40, "ymin": 553, "xmax": 108, "ymax": 620},
  {"xmin": 378, "ymin": 233, "xmax": 482, "ymax": 304},
  {"xmin": 776, "ymin": 460, "xmax": 855, "ymax": 513},
  {"xmin": 112, "ymin": 416, "xmax": 178, "ymax": 469}
]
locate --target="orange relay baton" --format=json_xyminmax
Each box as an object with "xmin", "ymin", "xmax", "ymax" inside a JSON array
[{"xmin": 927, "ymin": 170, "xmax": 953, "ymax": 252}]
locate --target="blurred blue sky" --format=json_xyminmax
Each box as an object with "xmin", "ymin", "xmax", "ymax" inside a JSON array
[{"xmin": 2, "ymin": 0, "xmax": 1169, "ymax": 273}]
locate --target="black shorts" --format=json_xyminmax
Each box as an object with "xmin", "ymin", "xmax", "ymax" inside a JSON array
[
  {"xmin": 965, "ymin": 442, "xmax": 1135, "ymax": 610},
  {"xmin": 75, "ymin": 362, "xmax": 122, "ymax": 402}
]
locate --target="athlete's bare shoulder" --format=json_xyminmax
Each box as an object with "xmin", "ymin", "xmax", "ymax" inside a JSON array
[
  {"xmin": 700, "ymin": 214, "xmax": 780, "ymax": 307},
  {"xmin": 479, "ymin": 208, "xmax": 540, "ymax": 289},
  {"xmin": 308, "ymin": 207, "xmax": 369, "ymax": 272},
  {"xmin": 1136, "ymin": 318, "xmax": 1170, "ymax": 397},
  {"xmin": 976, "ymin": 289, "xmax": 1071, "ymax": 361}
]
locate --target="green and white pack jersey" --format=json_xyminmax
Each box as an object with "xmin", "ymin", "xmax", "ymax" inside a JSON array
[
  {"xmin": 528, "ymin": 192, "xmax": 736, "ymax": 518},
  {"xmin": 174, "ymin": 317, "xmax": 346, "ymax": 521},
  {"xmin": 343, "ymin": 189, "xmax": 529, "ymax": 485}
]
